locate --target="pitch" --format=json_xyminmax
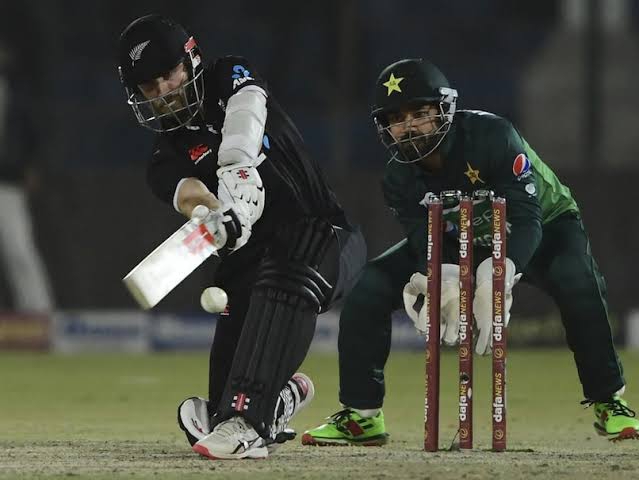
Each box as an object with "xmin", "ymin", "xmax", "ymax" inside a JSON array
[{"xmin": 1, "ymin": 349, "xmax": 638, "ymax": 479}]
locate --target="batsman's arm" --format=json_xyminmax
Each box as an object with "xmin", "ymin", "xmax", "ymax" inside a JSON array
[
  {"xmin": 175, "ymin": 177, "xmax": 222, "ymax": 219},
  {"xmin": 382, "ymin": 180, "xmax": 457, "ymax": 268},
  {"xmin": 213, "ymin": 55, "xmax": 268, "ymax": 168}
]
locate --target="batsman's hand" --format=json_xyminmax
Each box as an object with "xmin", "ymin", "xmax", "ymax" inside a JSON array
[
  {"xmin": 190, "ymin": 204, "xmax": 250, "ymax": 255},
  {"xmin": 402, "ymin": 264, "xmax": 461, "ymax": 344},
  {"xmin": 472, "ymin": 257, "xmax": 521, "ymax": 355}
]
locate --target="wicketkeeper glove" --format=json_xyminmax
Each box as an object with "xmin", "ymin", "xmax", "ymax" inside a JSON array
[
  {"xmin": 402, "ymin": 264, "xmax": 461, "ymax": 344},
  {"xmin": 472, "ymin": 257, "xmax": 521, "ymax": 355}
]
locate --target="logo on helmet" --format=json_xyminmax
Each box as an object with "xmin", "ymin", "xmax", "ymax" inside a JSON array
[
  {"xmin": 382, "ymin": 72, "xmax": 404, "ymax": 96},
  {"xmin": 129, "ymin": 40, "xmax": 151, "ymax": 66}
]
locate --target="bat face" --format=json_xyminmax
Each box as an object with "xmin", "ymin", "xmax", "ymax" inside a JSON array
[{"xmin": 123, "ymin": 219, "xmax": 217, "ymax": 309}]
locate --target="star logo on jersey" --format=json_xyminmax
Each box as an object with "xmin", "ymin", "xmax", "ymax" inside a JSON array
[
  {"xmin": 383, "ymin": 73, "xmax": 404, "ymax": 96},
  {"xmin": 464, "ymin": 162, "xmax": 484, "ymax": 185}
]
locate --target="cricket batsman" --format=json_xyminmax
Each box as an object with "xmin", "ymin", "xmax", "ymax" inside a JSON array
[
  {"xmin": 302, "ymin": 58, "xmax": 639, "ymax": 446},
  {"xmin": 117, "ymin": 15, "xmax": 366, "ymax": 459}
]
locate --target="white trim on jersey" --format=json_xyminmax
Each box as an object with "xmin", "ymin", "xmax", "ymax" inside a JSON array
[{"xmin": 173, "ymin": 177, "xmax": 190, "ymax": 213}]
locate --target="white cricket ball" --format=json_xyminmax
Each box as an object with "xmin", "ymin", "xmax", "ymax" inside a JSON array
[{"xmin": 200, "ymin": 287, "xmax": 228, "ymax": 313}]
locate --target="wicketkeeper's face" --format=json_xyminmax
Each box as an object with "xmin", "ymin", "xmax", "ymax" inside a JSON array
[{"xmin": 386, "ymin": 104, "xmax": 440, "ymax": 141}]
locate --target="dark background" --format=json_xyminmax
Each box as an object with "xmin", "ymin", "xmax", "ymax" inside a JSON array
[{"xmin": 1, "ymin": 0, "xmax": 638, "ymax": 330}]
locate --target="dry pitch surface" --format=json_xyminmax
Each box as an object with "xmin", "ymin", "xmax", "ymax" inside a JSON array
[{"xmin": 1, "ymin": 349, "xmax": 638, "ymax": 479}]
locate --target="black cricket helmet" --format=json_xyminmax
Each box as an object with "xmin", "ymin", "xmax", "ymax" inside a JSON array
[
  {"xmin": 118, "ymin": 14, "xmax": 205, "ymax": 132},
  {"xmin": 372, "ymin": 59, "xmax": 458, "ymax": 163}
]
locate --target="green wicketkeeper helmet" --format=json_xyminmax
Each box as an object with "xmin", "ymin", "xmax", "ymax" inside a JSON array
[{"xmin": 372, "ymin": 59, "xmax": 458, "ymax": 163}]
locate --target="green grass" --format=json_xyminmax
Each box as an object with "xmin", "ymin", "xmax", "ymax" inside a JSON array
[{"xmin": 1, "ymin": 349, "xmax": 639, "ymax": 479}]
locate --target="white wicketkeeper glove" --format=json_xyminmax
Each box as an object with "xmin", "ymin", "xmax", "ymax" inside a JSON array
[
  {"xmin": 473, "ymin": 257, "xmax": 522, "ymax": 355},
  {"xmin": 402, "ymin": 264, "xmax": 461, "ymax": 344}
]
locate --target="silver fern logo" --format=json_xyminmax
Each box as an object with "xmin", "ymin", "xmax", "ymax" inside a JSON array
[{"xmin": 129, "ymin": 40, "xmax": 151, "ymax": 66}]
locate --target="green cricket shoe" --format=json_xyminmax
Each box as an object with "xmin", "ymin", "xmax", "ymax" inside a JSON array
[
  {"xmin": 301, "ymin": 408, "xmax": 389, "ymax": 446},
  {"xmin": 591, "ymin": 396, "xmax": 639, "ymax": 442}
]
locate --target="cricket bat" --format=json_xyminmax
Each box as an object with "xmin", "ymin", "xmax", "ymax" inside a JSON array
[{"xmin": 123, "ymin": 219, "xmax": 218, "ymax": 309}]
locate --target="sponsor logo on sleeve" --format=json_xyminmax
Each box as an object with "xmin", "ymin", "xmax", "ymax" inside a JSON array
[
  {"xmin": 525, "ymin": 183, "xmax": 536, "ymax": 196},
  {"xmin": 231, "ymin": 64, "xmax": 254, "ymax": 89},
  {"xmin": 512, "ymin": 153, "xmax": 531, "ymax": 179}
]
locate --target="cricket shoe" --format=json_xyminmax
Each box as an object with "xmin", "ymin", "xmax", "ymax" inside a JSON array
[
  {"xmin": 192, "ymin": 416, "xmax": 268, "ymax": 460},
  {"xmin": 180, "ymin": 373, "xmax": 315, "ymax": 457},
  {"xmin": 588, "ymin": 395, "xmax": 639, "ymax": 442},
  {"xmin": 266, "ymin": 373, "xmax": 315, "ymax": 452},
  {"xmin": 301, "ymin": 408, "xmax": 389, "ymax": 446},
  {"xmin": 177, "ymin": 396, "xmax": 211, "ymax": 447}
]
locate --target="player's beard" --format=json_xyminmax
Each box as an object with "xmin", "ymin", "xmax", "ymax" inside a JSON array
[
  {"xmin": 153, "ymin": 94, "xmax": 185, "ymax": 114},
  {"xmin": 151, "ymin": 91, "xmax": 191, "ymax": 128},
  {"xmin": 397, "ymin": 133, "xmax": 436, "ymax": 162}
]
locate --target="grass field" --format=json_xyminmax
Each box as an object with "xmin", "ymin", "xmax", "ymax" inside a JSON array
[{"xmin": 1, "ymin": 349, "xmax": 639, "ymax": 479}]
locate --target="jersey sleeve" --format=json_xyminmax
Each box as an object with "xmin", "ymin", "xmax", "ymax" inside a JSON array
[
  {"xmin": 487, "ymin": 120, "xmax": 543, "ymax": 272},
  {"xmin": 211, "ymin": 55, "xmax": 268, "ymax": 104},
  {"xmin": 146, "ymin": 140, "xmax": 196, "ymax": 209},
  {"xmin": 382, "ymin": 178, "xmax": 458, "ymax": 271},
  {"xmin": 382, "ymin": 177, "xmax": 427, "ymax": 264}
]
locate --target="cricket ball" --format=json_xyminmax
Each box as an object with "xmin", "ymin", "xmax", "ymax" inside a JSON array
[{"xmin": 200, "ymin": 287, "xmax": 228, "ymax": 313}]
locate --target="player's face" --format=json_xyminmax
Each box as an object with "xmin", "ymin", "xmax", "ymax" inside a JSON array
[
  {"xmin": 137, "ymin": 63, "xmax": 189, "ymax": 114},
  {"xmin": 383, "ymin": 103, "xmax": 443, "ymax": 162},
  {"xmin": 386, "ymin": 104, "xmax": 440, "ymax": 140}
]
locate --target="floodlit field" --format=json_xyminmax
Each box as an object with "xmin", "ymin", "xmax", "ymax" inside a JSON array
[{"xmin": 1, "ymin": 349, "xmax": 638, "ymax": 479}]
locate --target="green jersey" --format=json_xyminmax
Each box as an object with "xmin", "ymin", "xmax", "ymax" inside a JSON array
[{"xmin": 382, "ymin": 110, "xmax": 579, "ymax": 272}]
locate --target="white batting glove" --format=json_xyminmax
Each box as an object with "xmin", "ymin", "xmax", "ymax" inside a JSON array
[
  {"xmin": 217, "ymin": 162, "xmax": 265, "ymax": 224},
  {"xmin": 190, "ymin": 205, "xmax": 228, "ymax": 251},
  {"xmin": 472, "ymin": 257, "xmax": 521, "ymax": 355},
  {"xmin": 402, "ymin": 264, "xmax": 461, "ymax": 343}
]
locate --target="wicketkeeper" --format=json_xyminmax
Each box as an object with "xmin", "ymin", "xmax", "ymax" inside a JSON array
[
  {"xmin": 117, "ymin": 15, "xmax": 366, "ymax": 459},
  {"xmin": 302, "ymin": 58, "xmax": 638, "ymax": 446}
]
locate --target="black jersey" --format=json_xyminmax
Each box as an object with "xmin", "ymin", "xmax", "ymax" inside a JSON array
[{"xmin": 147, "ymin": 55, "xmax": 349, "ymax": 257}]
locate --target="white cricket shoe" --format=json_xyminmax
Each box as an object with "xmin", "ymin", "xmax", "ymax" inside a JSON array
[
  {"xmin": 267, "ymin": 373, "xmax": 315, "ymax": 451},
  {"xmin": 182, "ymin": 372, "xmax": 315, "ymax": 458},
  {"xmin": 177, "ymin": 396, "xmax": 210, "ymax": 446},
  {"xmin": 193, "ymin": 416, "xmax": 268, "ymax": 460}
]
